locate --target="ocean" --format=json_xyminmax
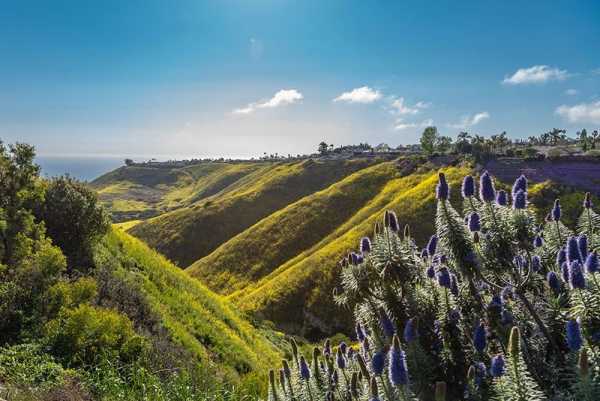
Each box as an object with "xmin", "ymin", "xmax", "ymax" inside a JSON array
[{"xmin": 35, "ymin": 156, "xmax": 126, "ymax": 182}]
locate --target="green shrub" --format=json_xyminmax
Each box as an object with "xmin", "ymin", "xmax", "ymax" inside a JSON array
[
  {"xmin": 0, "ymin": 343, "xmax": 69, "ymax": 389},
  {"xmin": 45, "ymin": 304, "xmax": 147, "ymax": 367}
]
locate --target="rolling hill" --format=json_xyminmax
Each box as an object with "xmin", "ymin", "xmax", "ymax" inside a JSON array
[
  {"xmin": 96, "ymin": 228, "xmax": 281, "ymax": 384},
  {"xmin": 94, "ymin": 156, "xmax": 600, "ymax": 339}
]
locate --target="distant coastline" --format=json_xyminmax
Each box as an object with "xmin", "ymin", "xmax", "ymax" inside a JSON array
[{"xmin": 36, "ymin": 155, "xmax": 125, "ymax": 181}]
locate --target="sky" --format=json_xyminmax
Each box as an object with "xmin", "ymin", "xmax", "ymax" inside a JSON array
[{"xmin": 0, "ymin": 0, "xmax": 599, "ymax": 160}]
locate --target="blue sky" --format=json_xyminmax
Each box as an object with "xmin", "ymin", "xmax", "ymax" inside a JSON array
[{"xmin": 0, "ymin": 0, "xmax": 599, "ymax": 159}]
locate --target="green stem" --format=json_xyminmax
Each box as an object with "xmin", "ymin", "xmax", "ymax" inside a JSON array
[{"xmin": 555, "ymin": 220, "xmax": 563, "ymax": 246}]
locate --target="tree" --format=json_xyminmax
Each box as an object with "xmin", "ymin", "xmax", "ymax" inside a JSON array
[
  {"xmin": 318, "ymin": 142, "xmax": 329, "ymax": 155},
  {"xmin": 454, "ymin": 132, "xmax": 473, "ymax": 154},
  {"xmin": 38, "ymin": 176, "xmax": 110, "ymax": 273},
  {"xmin": 420, "ymin": 126, "xmax": 438, "ymax": 155},
  {"xmin": 124, "ymin": 158, "xmax": 134, "ymax": 166},
  {"xmin": 436, "ymin": 135, "xmax": 453, "ymax": 153}
]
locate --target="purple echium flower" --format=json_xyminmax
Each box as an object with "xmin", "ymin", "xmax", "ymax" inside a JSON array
[
  {"xmin": 547, "ymin": 271, "xmax": 561, "ymax": 293},
  {"xmin": 569, "ymin": 261, "xmax": 586, "ymax": 289},
  {"xmin": 426, "ymin": 265, "xmax": 435, "ymax": 279},
  {"xmin": 323, "ymin": 339, "xmax": 332, "ymax": 357},
  {"xmin": 389, "ymin": 336, "xmax": 409, "ymax": 386},
  {"xmin": 385, "ymin": 211, "xmax": 399, "ymax": 232},
  {"xmin": 566, "ymin": 319, "xmax": 583, "ymax": 352},
  {"xmin": 427, "ymin": 235, "xmax": 438, "ymax": 256},
  {"xmin": 448, "ymin": 308, "xmax": 461, "ymax": 324},
  {"xmin": 339, "ymin": 342, "xmax": 348, "ymax": 355},
  {"xmin": 490, "ymin": 355, "xmax": 505, "ymax": 377},
  {"xmin": 479, "ymin": 171, "xmax": 496, "ymax": 202},
  {"xmin": 496, "ymin": 190, "xmax": 508, "ymax": 206},
  {"xmin": 420, "ymin": 248, "xmax": 429, "ymax": 259},
  {"xmin": 299, "ymin": 356, "xmax": 311, "ymax": 380},
  {"xmin": 551, "ymin": 199, "xmax": 561, "ymax": 221},
  {"xmin": 336, "ymin": 349, "xmax": 346, "ymax": 369},
  {"xmin": 403, "ymin": 318, "xmax": 418, "ymax": 343},
  {"xmin": 356, "ymin": 323, "xmax": 366, "ymax": 342},
  {"xmin": 584, "ymin": 192, "xmax": 592, "ymax": 209},
  {"xmin": 531, "ymin": 255, "xmax": 541, "ymax": 272},
  {"xmin": 578, "ymin": 235, "xmax": 588, "ymax": 260},
  {"xmin": 360, "ymin": 237, "xmax": 372, "ymax": 253},
  {"xmin": 436, "ymin": 172, "xmax": 449, "ymax": 200},
  {"xmin": 512, "ymin": 175, "xmax": 528, "ymax": 197},
  {"xmin": 379, "ymin": 310, "xmax": 395, "ymax": 338},
  {"xmin": 513, "ymin": 189, "xmax": 527, "ymax": 209},
  {"xmin": 371, "ymin": 350, "xmax": 385, "ymax": 375},
  {"xmin": 462, "ymin": 175, "xmax": 475, "ymax": 198},
  {"xmin": 557, "ymin": 248, "xmax": 567, "ymax": 267},
  {"xmin": 561, "ymin": 262, "xmax": 570, "ymax": 283},
  {"xmin": 450, "ymin": 274, "xmax": 459, "ymax": 296},
  {"xmin": 567, "ymin": 236, "xmax": 583, "ymax": 264},
  {"xmin": 473, "ymin": 322, "xmax": 486, "ymax": 353},
  {"xmin": 437, "ymin": 267, "xmax": 452, "ymax": 289},
  {"xmin": 468, "ymin": 212, "xmax": 481, "ymax": 232},
  {"xmin": 533, "ymin": 235, "xmax": 543, "ymax": 248},
  {"xmin": 474, "ymin": 362, "xmax": 486, "ymax": 385},
  {"xmin": 585, "ymin": 252, "xmax": 599, "ymax": 274},
  {"xmin": 501, "ymin": 286, "xmax": 513, "ymax": 301}
]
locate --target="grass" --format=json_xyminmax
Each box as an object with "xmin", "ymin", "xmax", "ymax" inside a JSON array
[
  {"xmin": 228, "ymin": 166, "xmax": 470, "ymax": 337},
  {"xmin": 129, "ymin": 159, "xmax": 379, "ymax": 267},
  {"xmin": 187, "ymin": 161, "xmax": 400, "ymax": 293},
  {"xmin": 96, "ymin": 229, "xmax": 281, "ymax": 384}
]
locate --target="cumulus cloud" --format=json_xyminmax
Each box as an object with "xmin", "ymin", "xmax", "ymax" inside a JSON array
[
  {"xmin": 233, "ymin": 89, "xmax": 303, "ymax": 114},
  {"xmin": 565, "ymin": 89, "xmax": 578, "ymax": 96},
  {"xmin": 394, "ymin": 118, "xmax": 434, "ymax": 131},
  {"xmin": 388, "ymin": 97, "xmax": 430, "ymax": 116},
  {"xmin": 555, "ymin": 101, "xmax": 600, "ymax": 124},
  {"xmin": 333, "ymin": 86, "xmax": 382, "ymax": 103},
  {"xmin": 448, "ymin": 112, "xmax": 490, "ymax": 129},
  {"xmin": 503, "ymin": 65, "xmax": 569, "ymax": 85}
]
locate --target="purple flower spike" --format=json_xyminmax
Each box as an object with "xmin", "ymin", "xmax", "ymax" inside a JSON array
[
  {"xmin": 427, "ymin": 235, "xmax": 438, "ymax": 256},
  {"xmin": 462, "ymin": 175, "xmax": 475, "ymax": 198},
  {"xmin": 512, "ymin": 175, "xmax": 528, "ymax": 197},
  {"xmin": 584, "ymin": 192, "xmax": 592, "ymax": 209},
  {"xmin": 371, "ymin": 350, "xmax": 385, "ymax": 375},
  {"xmin": 578, "ymin": 235, "xmax": 588, "ymax": 261},
  {"xmin": 551, "ymin": 199, "xmax": 561, "ymax": 221},
  {"xmin": 473, "ymin": 322, "xmax": 486, "ymax": 353},
  {"xmin": 403, "ymin": 318, "xmax": 418, "ymax": 343},
  {"xmin": 567, "ymin": 237, "xmax": 583, "ymax": 264},
  {"xmin": 468, "ymin": 212, "xmax": 481, "ymax": 232},
  {"xmin": 436, "ymin": 172, "xmax": 449, "ymax": 200},
  {"xmin": 569, "ymin": 261, "xmax": 586, "ymax": 289},
  {"xmin": 566, "ymin": 319, "xmax": 583, "ymax": 352},
  {"xmin": 547, "ymin": 271, "xmax": 561, "ymax": 294},
  {"xmin": 360, "ymin": 237, "xmax": 372, "ymax": 253},
  {"xmin": 388, "ymin": 336, "xmax": 409, "ymax": 386},
  {"xmin": 533, "ymin": 235, "xmax": 543, "ymax": 248},
  {"xmin": 437, "ymin": 267, "xmax": 452, "ymax": 289},
  {"xmin": 426, "ymin": 264, "xmax": 435, "ymax": 279},
  {"xmin": 585, "ymin": 252, "xmax": 599, "ymax": 274},
  {"xmin": 496, "ymin": 190, "xmax": 508, "ymax": 206},
  {"xmin": 490, "ymin": 355, "xmax": 505, "ymax": 377},
  {"xmin": 512, "ymin": 189, "xmax": 527, "ymax": 209},
  {"xmin": 479, "ymin": 171, "xmax": 496, "ymax": 202}
]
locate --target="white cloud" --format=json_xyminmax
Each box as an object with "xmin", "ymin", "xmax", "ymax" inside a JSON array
[
  {"xmin": 503, "ymin": 65, "xmax": 569, "ymax": 85},
  {"xmin": 555, "ymin": 101, "xmax": 600, "ymax": 124},
  {"xmin": 333, "ymin": 86, "xmax": 382, "ymax": 104},
  {"xmin": 447, "ymin": 112, "xmax": 490, "ymax": 129},
  {"xmin": 233, "ymin": 89, "xmax": 303, "ymax": 114},
  {"xmin": 565, "ymin": 89, "xmax": 578, "ymax": 96},
  {"xmin": 415, "ymin": 101, "xmax": 432, "ymax": 109},
  {"xmin": 394, "ymin": 118, "xmax": 434, "ymax": 131}
]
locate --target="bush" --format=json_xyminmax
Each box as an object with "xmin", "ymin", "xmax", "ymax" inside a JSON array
[
  {"xmin": 38, "ymin": 176, "xmax": 110, "ymax": 272},
  {"xmin": 45, "ymin": 304, "xmax": 147, "ymax": 367},
  {"xmin": 266, "ymin": 172, "xmax": 600, "ymax": 400}
]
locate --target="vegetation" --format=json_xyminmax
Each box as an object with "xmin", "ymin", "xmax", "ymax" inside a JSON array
[
  {"xmin": 129, "ymin": 159, "xmax": 377, "ymax": 267},
  {"xmin": 266, "ymin": 171, "xmax": 600, "ymax": 401},
  {"xmin": 0, "ymin": 142, "xmax": 280, "ymax": 400}
]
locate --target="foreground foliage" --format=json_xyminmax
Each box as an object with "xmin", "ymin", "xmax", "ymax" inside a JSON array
[
  {"xmin": 0, "ymin": 142, "xmax": 278, "ymax": 400},
  {"xmin": 267, "ymin": 171, "xmax": 600, "ymax": 400}
]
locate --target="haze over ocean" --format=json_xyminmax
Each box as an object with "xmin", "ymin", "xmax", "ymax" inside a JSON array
[{"xmin": 36, "ymin": 156, "xmax": 125, "ymax": 181}]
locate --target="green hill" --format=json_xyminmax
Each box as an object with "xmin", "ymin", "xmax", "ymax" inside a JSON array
[
  {"xmin": 99, "ymin": 228, "xmax": 280, "ymax": 381},
  {"xmin": 187, "ymin": 161, "xmax": 400, "ymax": 293},
  {"xmin": 128, "ymin": 159, "xmax": 378, "ymax": 267},
  {"xmin": 92, "ymin": 162, "xmax": 266, "ymax": 222}
]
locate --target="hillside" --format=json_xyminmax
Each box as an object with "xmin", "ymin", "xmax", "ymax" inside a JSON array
[
  {"xmin": 92, "ymin": 162, "xmax": 267, "ymax": 222},
  {"xmin": 93, "ymin": 156, "xmax": 600, "ymax": 339},
  {"xmin": 99, "ymin": 228, "xmax": 280, "ymax": 382},
  {"xmin": 127, "ymin": 158, "xmax": 378, "ymax": 267}
]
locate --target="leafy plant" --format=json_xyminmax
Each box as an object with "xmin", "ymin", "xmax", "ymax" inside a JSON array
[{"xmin": 265, "ymin": 171, "xmax": 600, "ymax": 400}]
